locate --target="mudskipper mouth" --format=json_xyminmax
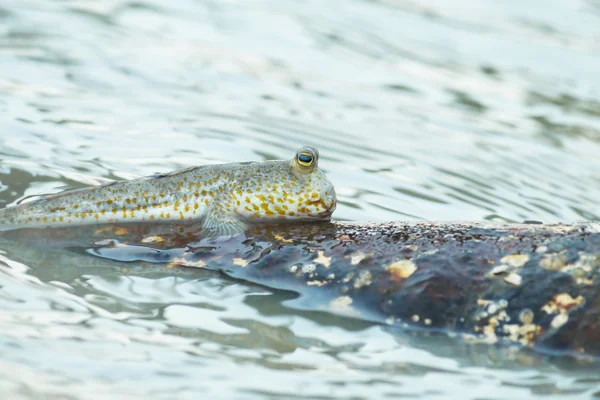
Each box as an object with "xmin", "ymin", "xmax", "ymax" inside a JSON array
[
  {"xmin": 316, "ymin": 211, "xmax": 333, "ymax": 219},
  {"xmin": 307, "ymin": 199, "xmax": 335, "ymax": 219}
]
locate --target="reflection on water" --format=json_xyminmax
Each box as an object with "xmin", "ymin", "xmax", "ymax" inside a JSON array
[{"xmin": 1, "ymin": 0, "xmax": 600, "ymax": 398}]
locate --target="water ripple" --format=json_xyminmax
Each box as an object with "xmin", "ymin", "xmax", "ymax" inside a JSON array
[{"xmin": 1, "ymin": 0, "xmax": 600, "ymax": 398}]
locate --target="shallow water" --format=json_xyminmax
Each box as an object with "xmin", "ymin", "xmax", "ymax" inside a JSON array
[{"xmin": 1, "ymin": 0, "xmax": 600, "ymax": 398}]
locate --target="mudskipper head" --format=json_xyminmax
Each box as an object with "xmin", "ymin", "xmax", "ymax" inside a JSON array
[
  {"xmin": 287, "ymin": 146, "xmax": 337, "ymax": 219},
  {"xmin": 233, "ymin": 146, "xmax": 337, "ymax": 222}
]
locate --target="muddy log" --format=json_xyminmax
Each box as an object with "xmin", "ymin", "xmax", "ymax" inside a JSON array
[{"xmin": 3, "ymin": 220, "xmax": 600, "ymax": 357}]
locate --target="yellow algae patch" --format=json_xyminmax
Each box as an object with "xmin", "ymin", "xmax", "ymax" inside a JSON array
[
  {"xmin": 500, "ymin": 254, "xmax": 529, "ymax": 268},
  {"xmin": 386, "ymin": 260, "xmax": 417, "ymax": 279},
  {"xmin": 353, "ymin": 270, "xmax": 373, "ymax": 289},
  {"xmin": 94, "ymin": 226, "xmax": 116, "ymax": 235},
  {"xmin": 560, "ymin": 253, "xmax": 600, "ymax": 276},
  {"xmin": 475, "ymin": 300, "xmax": 542, "ymax": 346},
  {"xmin": 168, "ymin": 257, "xmax": 206, "ymax": 269},
  {"xmin": 477, "ymin": 299, "xmax": 492, "ymax": 307},
  {"xmin": 489, "ymin": 254, "xmax": 529, "ymax": 286},
  {"xmin": 502, "ymin": 321, "xmax": 543, "ymax": 346},
  {"xmin": 576, "ymin": 277, "xmax": 595, "ymax": 285},
  {"xmin": 540, "ymin": 251, "xmax": 568, "ymax": 271},
  {"xmin": 232, "ymin": 258, "xmax": 249, "ymax": 267},
  {"xmin": 503, "ymin": 273, "xmax": 522, "ymax": 287},
  {"xmin": 348, "ymin": 251, "xmax": 370, "ymax": 265},
  {"xmin": 541, "ymin": 293, "xmax": 585, "ymax": 314},
  {"xmin": 475, "ymin": 302, "xmax": 508, "ymax": 340},
  {"xmin": 540, "ymin": 293, "xmax": 584, "ymax": 332},
  {"xmin": 313, "ymin": 251, "xmax": 332, "ymax": 268},
  {"xmin": 141, "ymin": 236, "xmax": 164, "ymax": 244},
  {"xmin": 273, "ymin": 234, "xmax": 293, "ymax": 243}
]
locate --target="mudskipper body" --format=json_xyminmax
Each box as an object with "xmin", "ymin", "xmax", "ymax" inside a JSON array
[{"xmin": 0, "ymin": 147, "xmax": 336, "ymax": 237}]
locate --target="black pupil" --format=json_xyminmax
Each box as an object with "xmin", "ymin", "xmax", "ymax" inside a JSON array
[{"xmin": 298, "ymin": 154, "xmax": 313, "ymax": 164}]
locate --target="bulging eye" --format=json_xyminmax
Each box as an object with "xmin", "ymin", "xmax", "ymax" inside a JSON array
[
  {"xmin": 293, "ymin": 146, "xmax": 319, "ymax": 172},
  {"xmin": 297, "ymin": 152, "xmax": 314, "ymax": 166}
]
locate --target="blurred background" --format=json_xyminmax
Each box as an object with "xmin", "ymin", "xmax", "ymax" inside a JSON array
[{"xmin": 1, "ymin": 0, "xmax": 600, "ymax": 398}]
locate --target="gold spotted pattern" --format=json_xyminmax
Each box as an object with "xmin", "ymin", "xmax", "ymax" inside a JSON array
[{"xmin": 0, "ymin": 146, "xmax": 336, "ymax": 237}]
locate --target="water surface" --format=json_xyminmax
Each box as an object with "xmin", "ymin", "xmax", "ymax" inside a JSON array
[{"xmin": 1, "ymin": 0, "xmax": 600, "ymax": 398}]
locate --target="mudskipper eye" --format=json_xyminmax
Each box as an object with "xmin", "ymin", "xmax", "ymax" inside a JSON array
[{"xmin": 297, "ymin": 152, "xmax": 314, "ymax": 166}]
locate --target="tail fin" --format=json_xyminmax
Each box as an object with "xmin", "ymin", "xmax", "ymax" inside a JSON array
[{"xmin": 0, "ymin": 206, "xmax": 19, "ymax": 232}]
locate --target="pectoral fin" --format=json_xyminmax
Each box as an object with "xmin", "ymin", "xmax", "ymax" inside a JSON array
[
  {"xmin": 200, "ymin": 188, "xmax": 248, "ymax": 239},
  {"xmin": 201, "ymin": 212, "xmax": 247, "ymax": 239}
]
